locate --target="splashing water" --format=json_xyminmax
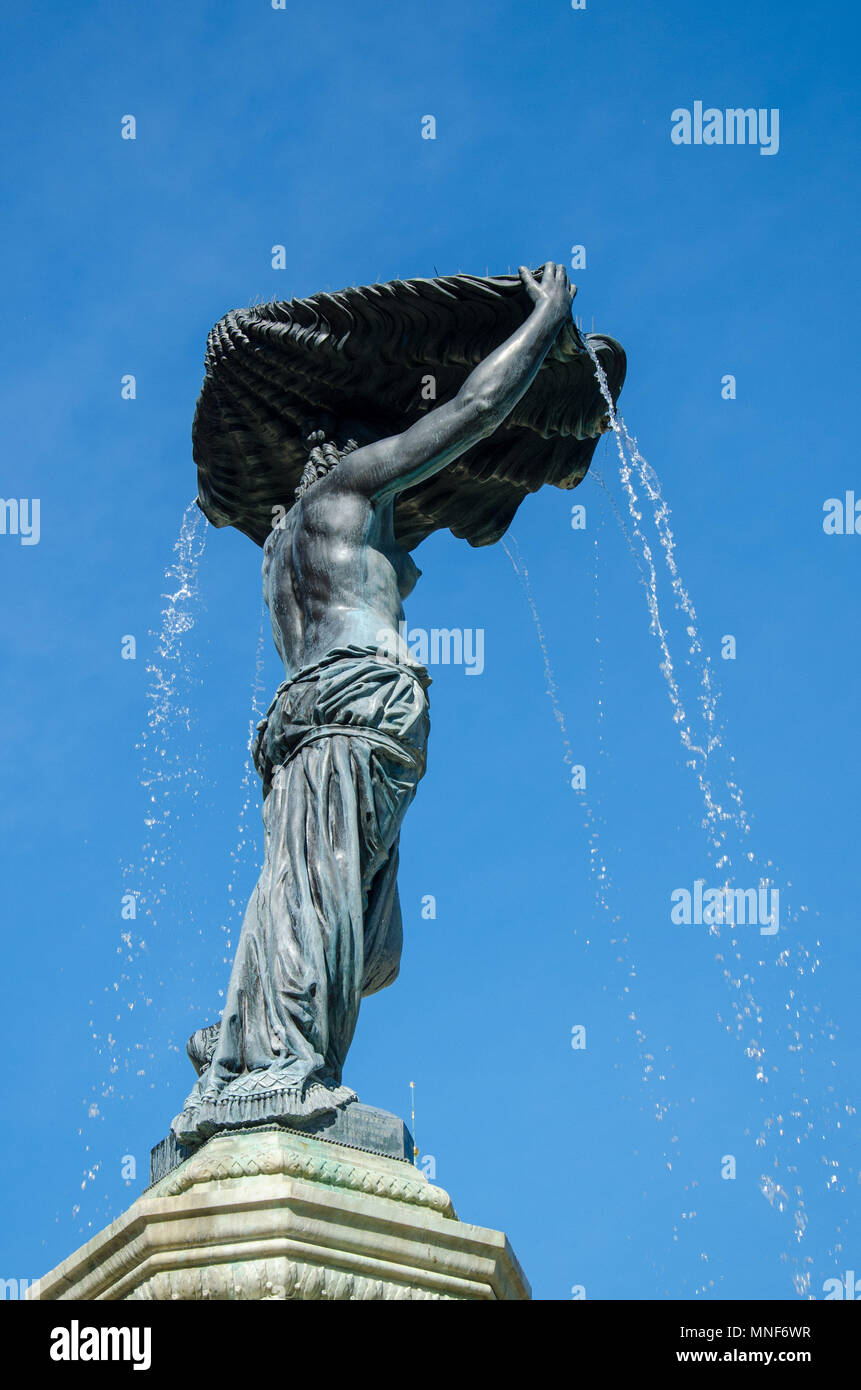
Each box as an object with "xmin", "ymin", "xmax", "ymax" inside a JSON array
[
  {"xmin": 501, "ymin": 533, "xmax": 612, "ymax": 919},
  {"xmin": 128, "ymin": 501, "xmax": 209, "ymax": 941},
  {"xmin": 79, "ymin": 501, "xmax": 208, "ymax": 1233},
  {"xmin": 501, "ymin": 537, "xmax": 574, "ymax": 764},
  {"xmin": 501, "ymin": 529, "xmax": 682, "ymax": 1270},
  {"xmin": 216, "ymin": 608, "xmax": 268, "ymax": 1002},
  {"xmin": 584, "ymin": 342, "xmax": 856, "ymax": 1296},
  {"xmin": 591, "ymin": 356, "xmax": 734, "ymax": 862}
]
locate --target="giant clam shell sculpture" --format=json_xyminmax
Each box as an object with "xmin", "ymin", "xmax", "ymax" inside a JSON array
[{"xmin": 192, "ymin": 268, "xmax": 626, "ymax": 550}]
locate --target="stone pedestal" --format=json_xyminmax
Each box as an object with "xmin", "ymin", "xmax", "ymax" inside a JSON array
[{"xmin": 31, "ymin": 1125, "xmax": 530, "ymax": 1301}]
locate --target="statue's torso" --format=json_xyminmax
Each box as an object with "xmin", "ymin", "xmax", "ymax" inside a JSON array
[{"xmin": 262, "ymin": 483, "xmax": 421, "ymax": 679}]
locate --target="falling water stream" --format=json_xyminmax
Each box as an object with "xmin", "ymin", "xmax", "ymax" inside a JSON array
[
  {"xmin": 588, "ymin": 346, "xmax": 858, "ymax": 1296},
  {"xmin": 76, "ymin": 502, "xmax": 209, "ymax": 1233},
  {"xmin": 502, "ymin": 530, "xmax": 681, "ymax": 1291},
  {"xmin": 215, "ymin": 610, "xmax": 268, "ymax": 1007},
  {"xmin": 502, "ymin": 345, "xmax": 857, "ymax": 1296}
]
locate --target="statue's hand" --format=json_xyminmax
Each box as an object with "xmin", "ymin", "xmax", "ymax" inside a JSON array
[{"xmin": 518, "ymin": 262, "xmax": 575, "ymax": 327}]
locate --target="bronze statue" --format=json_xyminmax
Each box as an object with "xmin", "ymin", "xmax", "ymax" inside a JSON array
[{"xmin": 172, "ymin": 263, "xmax": 624, "ymax": 1144}]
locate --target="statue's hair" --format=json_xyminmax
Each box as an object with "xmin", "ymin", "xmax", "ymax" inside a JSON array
[{"xmin": 294, "ymin": 428, "xmax": 359, "ymax": 501}]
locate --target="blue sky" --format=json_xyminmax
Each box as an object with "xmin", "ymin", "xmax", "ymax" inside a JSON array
[{"xmin": 1, "ymin": 0, "xmax": 860, "ymax": 1301}]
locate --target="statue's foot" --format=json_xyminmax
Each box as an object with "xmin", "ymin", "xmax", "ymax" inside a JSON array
[
  {"xmin": 170, "ymin": 1065, "xmax": 357, "ymax": 1147},
  {"xmin": 186, "ymin": 1022, "xmax": 221, "ymax": 1076}
]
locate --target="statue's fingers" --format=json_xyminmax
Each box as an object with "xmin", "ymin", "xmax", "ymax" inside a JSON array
[{"xmin": 517, "ymin": 268, "xmax": 539, "ymax": 298}]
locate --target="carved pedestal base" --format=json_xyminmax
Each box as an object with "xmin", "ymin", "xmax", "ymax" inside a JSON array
[{"xmin": 30, "ymin": 1126, "xmax": 530, "ymax": 1301}]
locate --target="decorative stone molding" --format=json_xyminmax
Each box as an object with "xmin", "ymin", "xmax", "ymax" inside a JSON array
[
  {"xmin": 149, "ymin": 1128, "xmax": 455, "ymax": 1217},
  {"xmin": 30, "ymin": 1127, "xmax": 529, "ymax": 1301},
  {"xmin": 127, "ymin": 1258, "xmax": 451, "ymax": 1301}
]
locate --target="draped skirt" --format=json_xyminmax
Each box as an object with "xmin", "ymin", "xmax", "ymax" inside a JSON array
[{"xmin": 171, "ymin": 644, "xmax": 430, "ymax": 1144}]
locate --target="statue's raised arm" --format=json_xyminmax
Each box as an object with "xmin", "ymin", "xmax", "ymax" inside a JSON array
[{"xmin": 331, "ymin": 263, "xmax": 576, "ymax": 502}]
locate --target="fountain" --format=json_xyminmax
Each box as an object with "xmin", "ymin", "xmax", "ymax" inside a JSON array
[{"xmin": 32, "ymin": 262, "xmax": 625, "ymax": 1301}]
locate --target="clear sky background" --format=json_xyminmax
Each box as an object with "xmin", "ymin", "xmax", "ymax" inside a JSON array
[{"xmin": 1, "ymin": 0, "xmax": 859, "ymax": 1301}]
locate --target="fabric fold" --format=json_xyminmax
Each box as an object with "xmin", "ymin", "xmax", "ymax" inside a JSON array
[{"xmin": 172, "ymin": 645, "xmax": 430, "ymax": 1146}]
